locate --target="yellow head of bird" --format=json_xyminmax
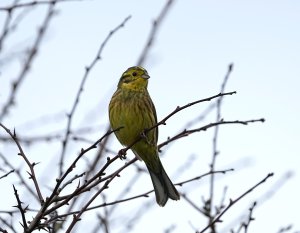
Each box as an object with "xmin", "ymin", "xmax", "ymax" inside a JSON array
[{"xmin": 118, "ymin": 66, "xmax": 150, "ymax": 91}]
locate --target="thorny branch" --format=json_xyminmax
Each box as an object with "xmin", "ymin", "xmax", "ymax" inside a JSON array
[
  {"xmin": 0, "ymin": 169, "xmax": 14, "ymax": 180},
  {"xmin": 197, "ymin": 173, "xmax": 274, "ymax": 233},
  {"xmin": 12, "ymin": 185, "xmax": 27, "ymax": 230},
  {"xmin": 0, "ymin": 97, "xmax": 272, "ymax": 232},
  {"xmin": 41, "ymin": 169, "xmax": 234, "ymax": 222},
  {"xmin": 241, "ymin": 202, "xmax": 256, "ymax": 233},
  {"xmin": 25, "ymin": 128, "xmax": 117, "ymax": 232},
  {"xmin": 118, "ymin": 91, "xmax": 237, "ymax": 159},
  {"xmin": 0, "ymin": 0, "xmax": 85, "ymax": 11},
  {"xmin": 158, "ymin": 118, "xmax": 265, "ymax": 149},
  {"xmin": 0, "ymin": 3, "xmax": 56, "ymax": 121},
  {"xmin": 58, "ymin": 15, "xmax": 131, "ymax": 175},
  {"xmin": 0, "ymin": 123, "xmax": 44, "ymax": 203},
  {"xmin": 207, "ymin": 63, "xmax": 233, "ymax": 232},
  {"xmin": 0, "ymin": 2, "xmax": 282, "ymax": 232},
  {"xmin": 64, "ymin": 158, "xmax": 137, "ymax": 233},
  {"xmin": 0, "ymin": 153, "xmax": 39, "ymax": 200},
  {"xmin": 137, "ymin": 0, "xmax": 175, "ymax": 66}
]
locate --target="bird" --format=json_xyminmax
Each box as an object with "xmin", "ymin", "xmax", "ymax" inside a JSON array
[{"xmin": 108, "ymin": 66, "xmax": 180, "ymax": 206}]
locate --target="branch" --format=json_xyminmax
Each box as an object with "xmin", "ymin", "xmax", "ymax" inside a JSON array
[
  {"xmin": 0, "ymin": 0, "xmax": 85, "ymax": 11},
  {"xmin": 25, "ymin": 128, "xmax": 116, "ymax": 231},
  {"xmin": 0, "ymin": 216, "xmax": 17, "ymax": 233},
  {"xmin": 154, "ymin": 91, "xmax": 236, "ymax": 130},
  {"xmin": 197, "ymin": 173, "xmax": 274, "ymax": 233},
  {"xmin": 176, "ymin": 169, "xmax": 234, "ymax": 187},
  {"xmin": 242, "ymin": 202, "xmax": 256, "ymax": 233},
  {"xmin": 0, "ymin": 1, "xmax": 13, "ymax": 52},
  {"xmin": 64, "ymin": 158, "xmax": 137, "ymax": 232},
  {"xmin": 49, "ymin": 169, "xmax": 233, "ymax": 222},
  {"xmin": 0, "ymin": 3, "xmax": 56, "ymax": 121},
  {"xmin": 0, "ymin": 153, "xmax": 38, "ymax": 200},
  {"xmin": 0, "ymin": 123, "xmax": 44, "ymax": 203},
  {"xmin": 158, "ymin": 118, "xmax": 265, "ymax": 149},
  {"xmin": 208, "ymin": 63, "xmax": 233, "ymax": 232},
  {"xmin": 118, "ymin": 91, "xmax": 236, "ymax": 159},
  {"xmin": 137, "ymin": 0, "xmax": 175, "ymax": 66},
  {"xmin": 12, "ymin": 185, "xmax": 28, "ymax": 230},
  {"xmin": 58, "ymin": 15, "xmax": 131, "ymax": 175},
  {"xmin": 0, "ymin": 169, "xmax": 14, "ymax": 180}
]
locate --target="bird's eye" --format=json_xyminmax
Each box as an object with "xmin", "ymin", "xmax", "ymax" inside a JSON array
[{"xmin": 132, "ymin": 72, "xmax": 137, "ymax": 76}]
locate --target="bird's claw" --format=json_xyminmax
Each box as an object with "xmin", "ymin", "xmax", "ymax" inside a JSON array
[
  {"xmin": 140, "ymin": 130, "xmax": 153, "ymax": 145},
  {"xmin": 140, "ymin": 130, "xmax": 147, "ymax": 140},
  {"xmin": 118, "ymin": 148, "xmax": 127, "ymax": 160}
]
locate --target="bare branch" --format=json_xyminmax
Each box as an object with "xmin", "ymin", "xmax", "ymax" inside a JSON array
[
  {"xmin": 0, "ymin": 153, "xmax": 38, "ymax": 200},
  {"xmin": 58, "ymin": 15, "xmax": 131, "ymax": 175},
  {"xmin": 118, "ymin": 91, "xmax": 237, "ymax": 159},
  {"xmin": 48, "ymin": 169, "xmax": 233, "ymax": 222},
  {"xmin": 197, "ymin": 173, "xmax": 274, "ymax": 233},
  {"xmin": 158, "ymin": 118, "xmax": 265, "ymax": 149},
  {"xmin": 0, "ymin": 0, "xmax": 86, "ymax": 11},
  {"xmin": 137, "ymin": 0, "xmax": 175, "ymax": 66},
  {"xmin": 242, "ymin": 202, "xmax": 256, "ymax": 233},
  {"xmin": 25, "ymin": 128, "xmax": 116, "ymax": 231},
  {"xmin": 0, "ymin": 123, "xmax": 44, "ymax": 203},
  {"xmin": 12, "ymin": 185, "xmax": 28, "ymax": 230},
  {"xmin": 0, "ymin": 169, "xmax": 14, "ymax": 180},
  {"xmin": 0, "ymin": 3, "xmax": 56, "ymax": 121},
  {"xmin": 64, "ymin": 158, "xmax": 137, "ymax": 232},
  {"xmin": 207, "ymin": 63, "xmax": 234, "ymax": 232}
]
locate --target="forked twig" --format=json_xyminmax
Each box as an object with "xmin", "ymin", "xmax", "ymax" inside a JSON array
[
  {"xmin": 137, "ymin": 0, "xmax": 175, "ymax": 66},
  {"xmin": 197, "ymin": 173, "xmax": 274, "ymax": 233},
  {"xmin": 0, "ymin": 123, "xmax": 44, "ymax": 203},
  {"xmin": 58, "ymin": 15, "xmax": 131, "ymax": 175}
]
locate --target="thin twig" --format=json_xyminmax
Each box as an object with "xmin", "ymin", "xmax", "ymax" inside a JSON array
[
  {"xmin": 208, "ymin": 63, "xmax": 233, "ymax": 232},
  {"xmin": 86, "ymin": 124, "xmax": 112, "ymax": 178},
  {"xmin": 49, "ymin": 169, "xmax": 233, "ymax": 221},
  {"xmin": 0, "ymin": 169, "xmax": 14, "ymax": 180},
  {"xmin": 225, "ymin": 171, "xmax": 294, "ymax": 232},
  {"xmin": 276, "ymin": 225, "xmax": 293, "ymax": 233},
  {"xmin": 0, "ymin": 0, "xmax": 14, "ymax": 52},
  {"xmin": 0, "ymin": 227, "xmax": 8, "ymax": 233},
  {"xmin": 118, "ymin": 91, "xmax": 237, "ymax": 159},
  {"xmin": 0, "ymin": 153, "xmax": 39, "ymax": 200},
  {"xmin": 0, "ymin": 0, "xmax": 85, "ymax": 11},
  {"xmin": 242, "ymin": 202, "xmax": 256, "ymax": 233},
  {"xmin": 158, "ymin": 118, "xmax": 265, "ymax": 149},
  {"xmin": 197, "ymin": 173, "xmax": 274, "ymax": 233},
  {"xmin": 12, "ymin": 185, "xmax": 28, "ymax": 230},
  {"xmin": 0, "ymin": 216, "xmax": 17, "ymax": 233},
  {"xmin": 137, "ymin": 0, "xmax": 175, "ymax": 66},
  {"xmin": 0, "ymin": 3, "xmax": 56, "ymax": 121},
  {"xmin": 0, "ymin": 124, "xmax": 103, "ymax": 145},
  {"xmin": 0, "ymin": 123, "xmax": 44, "ymax": 203},
  {"xmin": 58, "ymin": 15, "xmax": 131, "ymax": 175},
  {"xmin": 64, "ymin": 158, "xmax": 137, "ymax": 232},
  {"xmin": 0, "ymin": 0, "xmax": 35, "ymax": 53},
  {"xmin": 181, "ymin": 194, "xmax": 206, "ymax": 215},
  {"xmin": 26, "ymin": 129, "xmax": 117, "ymax": 231}
]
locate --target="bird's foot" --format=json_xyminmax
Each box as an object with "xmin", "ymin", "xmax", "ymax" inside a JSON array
[
  {"xmin": 118, "ymin": 148, "xmax": 127, "ymax": 160},
  {"xmin": 140, "ymin": 130, "xmax": 147, "ymax": 140},
  {"xmin": 140, "ymin": 130, "xmax": 154, "ymax": 146}
]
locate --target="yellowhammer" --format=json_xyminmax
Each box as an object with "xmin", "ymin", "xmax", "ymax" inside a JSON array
[{"xmin": 109, "ymin": 66, "xmax": 180, "ymax": 206}]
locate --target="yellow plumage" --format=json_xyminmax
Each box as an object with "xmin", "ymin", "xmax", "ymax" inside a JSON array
[{"xmin": 109, "ymin": 66, "xmax": 180, "ymax": 206}]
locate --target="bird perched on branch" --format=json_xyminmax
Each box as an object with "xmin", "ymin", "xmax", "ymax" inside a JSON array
[{"xmin": 109, "ymin": 66, "xmax": 180, "ymax": 206}]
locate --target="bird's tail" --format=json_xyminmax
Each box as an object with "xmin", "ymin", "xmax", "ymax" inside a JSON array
[{"xmin": 147, "ymin": 162, "xmax": 180, "ymax": 207}]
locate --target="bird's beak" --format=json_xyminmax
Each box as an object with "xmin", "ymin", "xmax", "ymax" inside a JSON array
[{"xmin": 141, "ymin": 73, "xmax": 150, "ymax": 79}]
